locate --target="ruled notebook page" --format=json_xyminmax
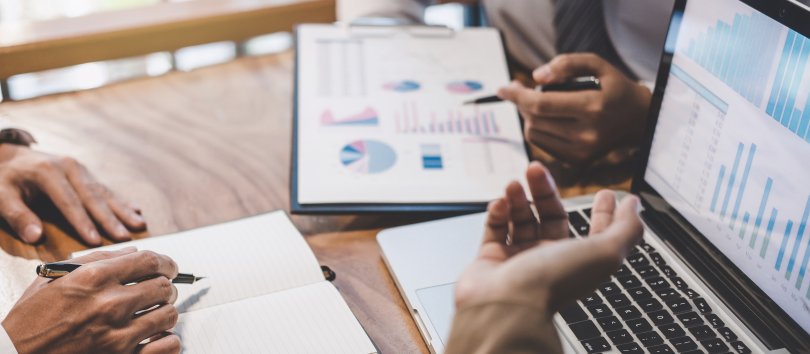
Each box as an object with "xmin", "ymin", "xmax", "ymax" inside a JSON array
[
  {"xmin": 73, "ymin": 212, "xmax": 325, "ymax": 313},
  {"xmin": 174, "ymin": 281, "xmax": 377, "ymax": 354}
]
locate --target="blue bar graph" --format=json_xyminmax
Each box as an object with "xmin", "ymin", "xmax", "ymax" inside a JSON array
[
  {"xmin": 761, "ymin": 209, "xmax": 779, "ymax": 258},
  {"xmin": 730, "ymin": 144, "xmax": 757, "ymax": 228},
  {"xmin": 776, "ymin": 220, "xmax": 795, "ymax": 271},
  {"xmin": 684, "ymin": 12, "xmax": 810, "ymax": 143},
  {"xmin": 739, "ymin": 212, "xmax": 751, "ymax": 239},
  {"xmin": 720, "ymin": 144, "xmax": 745, "ymax": 219},
  {"xmin": 749, "ymin": 178, "xmax": 774, "ymax": 248},
  {"xmin": 710, "ymin": 165, "xmax": 727, "ymax": 213},
  {"xmin": 786, "ymin": 197, "xmax": 810, "ymax": 280}
]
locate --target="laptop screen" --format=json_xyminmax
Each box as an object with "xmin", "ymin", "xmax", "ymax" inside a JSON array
[{"xmin": 644, "ymin": 0, "xmax": 810, "ymax": 334}]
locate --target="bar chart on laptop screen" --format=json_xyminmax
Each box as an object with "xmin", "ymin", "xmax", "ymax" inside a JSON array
[{"xmin": 645, "ymin": 0, "xmax": 810, "ymax": 332}]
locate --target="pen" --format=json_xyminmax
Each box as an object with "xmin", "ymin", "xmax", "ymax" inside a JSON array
[
  {"xmin": 36, "ymin": 262, "xmax": 205, "ymax": 284},
  {"xmin": 463, "ymin": 76, "xmax": 602, "ymax": 105}
]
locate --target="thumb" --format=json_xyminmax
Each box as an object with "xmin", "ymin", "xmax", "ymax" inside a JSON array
[
  {"xmin": 0, "ymin": 191, "xmax": 44, "ymax": 243},
  {"xmin": 533, "ymin": 53, "xmax": 610, "ymax": 85}
]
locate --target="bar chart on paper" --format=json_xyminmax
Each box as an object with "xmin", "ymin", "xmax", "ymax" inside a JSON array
[
  {"xmin": 393, "ymin": 101, "xmax": 501, "ymax": 136},
  {"xmin": 681, "ymin": 11, "xmax": 810, "ymax": 142}
]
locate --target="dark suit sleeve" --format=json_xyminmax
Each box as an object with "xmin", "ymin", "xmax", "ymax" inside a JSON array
[{"xmin": 444, "ymin": 302, "xmax": 564, "ymax": 354}]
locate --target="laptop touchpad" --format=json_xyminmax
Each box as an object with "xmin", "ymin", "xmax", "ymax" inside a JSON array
[{"xmin": 416, "ymin": 283, "xmax": 456, "ymax": 346}]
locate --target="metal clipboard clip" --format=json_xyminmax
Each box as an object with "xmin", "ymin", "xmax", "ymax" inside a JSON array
[{"xmin": 339, "ymin": 18, "xmax": 456, "ymax": 39}]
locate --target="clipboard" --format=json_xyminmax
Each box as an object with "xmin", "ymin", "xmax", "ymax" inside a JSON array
[{"xmin": 291, "ymin": 23, "xmax": 531, "ymax": 214}]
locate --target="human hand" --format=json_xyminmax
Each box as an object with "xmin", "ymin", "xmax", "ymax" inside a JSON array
[
  {"xmin": 454, "ymin": 161, "xmax": 643, "ymax": 312},
  {"xmin": 0, "ymin": 144, "xmax": 146, "ymax": 245},
  {"xmin": 498, "ymin": 53, "xmax": 652, "ymax": 164},
  {"xmin": 1, "ymin": 247, "xmax": 181, "ymax": 354}
]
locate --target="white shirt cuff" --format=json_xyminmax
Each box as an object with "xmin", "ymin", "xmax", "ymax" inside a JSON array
[{"xmin": 0, "ymin": 326, "xmax": 18, "ymax": 354}]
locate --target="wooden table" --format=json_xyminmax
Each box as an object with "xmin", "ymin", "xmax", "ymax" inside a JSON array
[{"xmin": 0, "ymin": 51, "xmax": 631, "ymax": 353}]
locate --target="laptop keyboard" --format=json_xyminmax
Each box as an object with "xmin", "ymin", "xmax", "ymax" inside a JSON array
[{"xmin": 559, "ymin": 208, "xmax": 753, "ymax": 354}]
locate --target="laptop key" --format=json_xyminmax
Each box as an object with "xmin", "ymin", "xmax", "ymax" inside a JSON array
[
  {"xmin": 569, "ymin": 320, "xmax": 601, "ymax": 340},
  {"xmin": 587, "ymin": 304, "xmax": 613, "ymax": 318},
  {"xmin": 583, "ymin": 208, "xmax": 592, "ymax": 218},
  {"xmin": 641, "ymin": 242, "xmax": 657, "ymax": 253},
  {"xmin": 560, "ymin": 303, "xmax": 589, "ymax": 324},
  {"xmin": 568, "ymin": 211, "xmax": 590, "ymax": 236},
  {"xmin": 637, "ymin": 331, "xmax": 665, "ymax": 347},
  {"xmin": 659, "ymin": 265, "xmax": 676, "ymax": 277},
  {"xmin": 638, "ymin": 298, "xmax": 663, "ymax": 313},
  {"xmin": 580, "ymin": 336, "xmax": 612, "ymax": 354},
  {"xmin": 655, "ymin": 288, "xmax": 680, "ymax": 302},
  {"xmin": 671, "ymin": 277, "xmax": 688, "ymax": 290},
  {"xmin": 627, "ymin": 253, "xmax": 650, "ymax": 268},
  {"xmin": 628, "ymin": 287, "xmax": 653, "ymax": 301},
  {"xmin": 665, "ymin": 298, "xmax": 693, "ymax": 313},
  {"xmin": 618, "ymin": 275, "xmax": 643, "ymax": 289},
  {"xmin": 646, "ymin": 277, "xmax": 671, "ymax": 291},
  {"xmin": 606, "ymin": 293, "xmax": 632, "ymax": 308},
  {"xmin": 581, "ymin": 293, "xmax": 603, "ymax": 307},
  {"xmin": 637, "ymin": 265, "xmax": 660, "ymax": 279},
  {"xmin": 649, "ymin": 310, "xmax": 675, "ymax": 326},
  {"xmin": 705, "ymin": 314, "xmax": 725, "ymax": 328},
  {"xmin": 606, "ymin": 329, "xmax": 634, "ymax": 345},
  {"xmin": 693, "ymin": 298, "xmax": 712, "ymax": 314},
  {"xmin": 670, "ymin": 336, "xmax": 699, "ymax": 351},
  {"xmin": 682, "ymin": 288, "xmax": 700, "ymax": 299},
  {"xmin": 649, "ymin": 252, "xmax": 667, "ymax": 266},
  {"xmin": 626, "ymin": 318, "xmax": 653, "ymax": 333},
  {"xmin": 700, "ymin": 338, "xmax": 729, "ymax": 353},
  {"xmin": 730, "ymin": 341, "xmax": 751, "ymax": 354},
  {"xmin": 599, "ymin": 281, "xmax": 622, "ymax": 296},
  {"xmin": 648, "ymin": 344, "xmax": 675, "ymax": 353},
  {"xmin": 717, "ymin": 327, "xmax": 738, "ymax": 342},
  {"xmin": 676, "ymin": 311, "xmax": 704, "ymax": 328},
  {"xmin": 616, "ymin": 342, "xmax": 644, "ymax": 353},
  {"xmin": 616, "ymin": 305, "xmax": 643, "ymax": 321},
  {"xmin": 596, "ymin": 316, "xmax": 623, "ymax": 332},
  {"xmin": 659, "ymin": 323, "xmax": 686, "ymax": 339},
  {"xmin": 616, "ymin": 264, "xmax": 632, "ymax": 277},
  {"xmin": 689, "ymin": 325, "xmax": 717, "ymax": 341}
]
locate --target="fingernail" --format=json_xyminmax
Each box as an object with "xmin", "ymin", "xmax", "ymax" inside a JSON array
[
  {"xmin": 132, "ymin": 212, "xmax": 144, "ymax": 223},
  {"xmin": 23, "ymin": 224, "xmax": 42, "ymax": 243},
  {"xmin": 88, "ymin": 229, "xmax": 101, "ymax": 245},
  {"xmin": 116, "ymin": 225, "xmax": 130, "ymax": 240},
  {"xmin": 534, "ymin": 66, "xmax": 553, "ymax": 81}
]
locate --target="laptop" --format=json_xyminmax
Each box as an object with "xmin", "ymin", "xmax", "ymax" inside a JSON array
[{"xmin": 378, "ymin": 0, "xmax": 810, "ymax": 353}]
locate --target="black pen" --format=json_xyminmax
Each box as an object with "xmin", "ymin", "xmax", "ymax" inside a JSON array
[
  {"xmin": 36, "ymin": 262, "xmax": 205, "ymax": 284},
  {"xmin": 463, "ymin": 76, "xmax": 602, "ymax": 105}
]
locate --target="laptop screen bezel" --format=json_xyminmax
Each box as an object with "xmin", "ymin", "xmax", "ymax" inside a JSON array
[{"xmin": 632, "ymin": 0, "xmax": 810, "ymax": 350}]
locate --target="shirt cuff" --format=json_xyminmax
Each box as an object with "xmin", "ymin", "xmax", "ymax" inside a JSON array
[{"xmin": 0, "ymin": 325, "xmax": 18, "ymax": 354}]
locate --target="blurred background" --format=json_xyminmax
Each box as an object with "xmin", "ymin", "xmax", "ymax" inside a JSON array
[{"xmin": 0, "ymin": 0, "xmax": 466, "ymax": 101}]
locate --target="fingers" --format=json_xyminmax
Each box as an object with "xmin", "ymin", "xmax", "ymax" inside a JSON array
[
  {"xmin": 588, "ymin": 190, "xmax": 616, "ymax": 235},
  {"xmin": 129, "ymin": 304, "xmax": 179, "ymax": 347},
  {"xmin": 482, "ymin": 198, "xmax": 509, "ymax": 245},
  {"xmin": 0, "ymin": 189, "xmax": 43, "ymax": 243},
  {"xmin": 499, "ymin": 82, "xmax": 599, "ymax": 118},
  {"xmin": 533, "ymin": 53, "xmax": 610, "ymax": 85},
  {"xmin": 596, "ymin": 195, "xmax": 644, "ymax": 254},
  {"xmin": 525, "ymin": 162, "xmax": 567, "ymax": 240},
  {"xmin": 66, "ymin": 162, "xmax": 138, "ymax": 241},
  {"xmin": 108, "ymin": 196, "xmax": 146, "ymax": 231},
  {"xmin": 35, "ymin": 167, "xmax": 101, "ymax": 245},
  {"xmin": 123, "ymin": 276, "xmax": 179, "ymax": 315},
  {"xmin": 102, "ymin": 250, "xmax": 179, "ymax": 284},
  {"xmin": 505, "ymin": 181, "xmax": 538, "ymax": 244},
  {"xmin": 136, "ymin": 333, "xmax": 181, "ymax": 354}
]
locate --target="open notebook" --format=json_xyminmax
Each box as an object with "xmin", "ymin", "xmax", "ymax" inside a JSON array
[{"xmin": 73, "ymin": 212, "xmax": 377, "ymax": 354}]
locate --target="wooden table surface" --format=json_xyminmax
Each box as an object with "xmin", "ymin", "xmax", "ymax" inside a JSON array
[{"xmin": 0, "ymin": 51, "xmax": 632, "ymax": 353}]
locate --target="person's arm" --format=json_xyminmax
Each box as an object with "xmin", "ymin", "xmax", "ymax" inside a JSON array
[
  {"xmin": 337, "ymin": 0, "xmax": 434, "ymax": 23},
  {"xmin": 445, "ymin": 161, "xmax": 643, "ymax": 353},
  {"xmin": 1, "ymin": 248, "xmax": 181, "ymax": 354},
  {"xmin": 0, "ymin": 120, "xmax": 145, "ymax": 245}
]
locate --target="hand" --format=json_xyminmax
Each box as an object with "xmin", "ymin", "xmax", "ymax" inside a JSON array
[
  {"xmin": 498, "ymin": 53, "xmax": 652, "ymax": 164},
  {"xmin": 2, "ymin": 248, "xmax": 181, "ymax": 354},
  {"xmin": 454, "ymin": 161, "xmax": 643, "ymax": 313},
  {"xmin": 0, "ymin": 144, "xmax": 146, "ymax": 245}
]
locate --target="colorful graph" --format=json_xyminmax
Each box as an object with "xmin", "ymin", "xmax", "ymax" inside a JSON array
[
  {"xmin": 383, "ymin": 80, "xmax": 421, "ymax": 93},
  {"xmin": 340, "ymin": 140, "xmax": 397, "ymax": 174},
  {"xmin": 321, "ymin": 107, "xmax": 379, "ymax": 127},
  {"xmin": 421, "ymin": 144, "xmax": 443, "ymax": 170},
  {"xmin": 394, "ymin": 101, "xmax": 500, "ymax": 136},
  {"xmin": 446, "ymin": 80, "xmax": 483, "ymax": 94},
  {"xmin": 682, "ymin": 11, "xmax": 810, "ymax": 142}
]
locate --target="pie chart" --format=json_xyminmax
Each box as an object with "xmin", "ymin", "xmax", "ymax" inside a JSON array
[
  {"xmin": 447, "ymin": 80, "xmax": 484, "ymax": 94},
  {"xmin": 340, "ymin": 140, "xmax": 397, "ymax": 174}
]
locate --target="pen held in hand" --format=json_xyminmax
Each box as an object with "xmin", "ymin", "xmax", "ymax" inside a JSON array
[
  {"xmin": 36, "ymin": 262, "xmax": 205, "ymax": 284},
  {"xmin": 463, "ymin": 76, "xmax": 602, "ymax": 105}
]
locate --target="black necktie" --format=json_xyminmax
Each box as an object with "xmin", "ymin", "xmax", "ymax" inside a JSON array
[{"xmin": 554, "ymin": 0, "xmax": 636, "ymax": 79}]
